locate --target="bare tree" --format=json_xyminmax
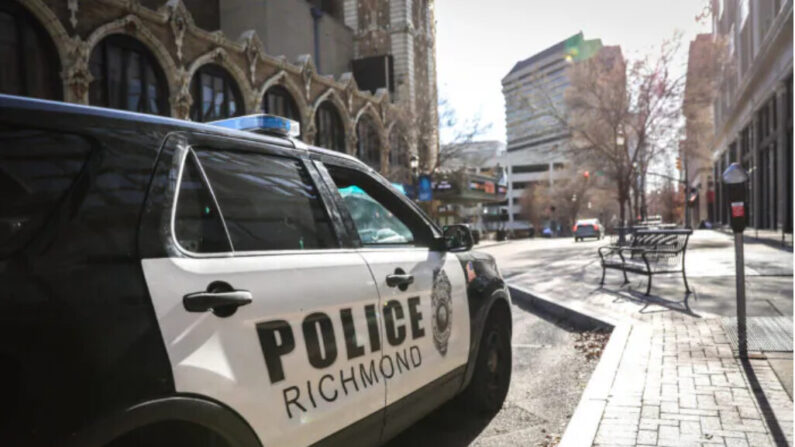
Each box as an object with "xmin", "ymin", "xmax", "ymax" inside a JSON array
[
  {"xmin": 648, "ymin": 180, "xmax": 685, "ymax": 224},
  {"xmin": 520, "ymin": 38, "xmax": 686, "ymax": 227},
  {"xmin": 434, "ymin": 96, "xmax": 493, "ymax": 173},
  {"xmin": 518, "ymin": 171, "xmax": 594, "ymax": 234}
]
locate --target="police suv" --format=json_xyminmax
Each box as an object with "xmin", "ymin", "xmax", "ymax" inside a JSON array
[{"xmin": 0, "ymin": 94, "xmax": 512, "ymax": 447}]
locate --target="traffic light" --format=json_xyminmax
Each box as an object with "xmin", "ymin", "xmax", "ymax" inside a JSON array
[
  {"xmin": 583, "ymin": 170, "xmax": 590, "ymax": 179},
  {"xmin": 676, "ymin": 157, "xmax": 682, "ymax": 171}
]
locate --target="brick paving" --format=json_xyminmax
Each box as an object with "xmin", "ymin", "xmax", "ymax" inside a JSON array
[{"xmin": 594, "ymin": 314, "xmax": 793, "ymax": 446}]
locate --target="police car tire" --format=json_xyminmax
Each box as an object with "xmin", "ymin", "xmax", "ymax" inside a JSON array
[{"xmin": 462, "ymin": 306, "xmax": 511, "ymax": 414}]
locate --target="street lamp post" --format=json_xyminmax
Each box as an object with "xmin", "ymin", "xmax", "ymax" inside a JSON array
[
  {"xmin": 409, "ymin": 153, "xmax": 419, "ymax": 200},
  {"xmin": 616, "ymin": 130, "xmax": 627, "ymax": 243}
]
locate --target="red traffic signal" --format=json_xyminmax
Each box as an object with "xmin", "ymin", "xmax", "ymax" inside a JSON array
[{"xmin": 583, "ymin": 171, "xmax": 590, "ymax": 179}]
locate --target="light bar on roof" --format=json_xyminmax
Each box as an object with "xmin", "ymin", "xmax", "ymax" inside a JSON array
[{"xmin": 209, "ymin": 114, "xmax": 300, "ymax": 137}]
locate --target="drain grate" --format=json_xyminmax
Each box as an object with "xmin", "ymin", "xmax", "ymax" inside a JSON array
[{"xmin": 721, "ymin": 316, "xmax": 793, "ymax": 352}]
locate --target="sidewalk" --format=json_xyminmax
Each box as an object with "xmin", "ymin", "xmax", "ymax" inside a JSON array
[
  {"xmin": 500, "ymin": 230, "xmax": 793, "ymax": 446},
  {"xmin": 715, "ymin": 226, "xmax": 793, "ymax": 250}
]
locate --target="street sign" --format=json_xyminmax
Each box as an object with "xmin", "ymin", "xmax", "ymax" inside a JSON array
[{"xmin": 418, "ymin": 174, "xmax": 432, "ymax": 202}]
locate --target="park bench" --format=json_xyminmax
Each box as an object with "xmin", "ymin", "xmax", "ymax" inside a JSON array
[{"xmin": 598, "ymin": 229, "xmax": 693, "ymax": 295}]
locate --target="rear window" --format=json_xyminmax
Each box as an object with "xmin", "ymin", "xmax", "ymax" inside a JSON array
[
  {"xmin": 173, "ymin": 148, "xmax": 337, "ymax": 253},
  {"xmin": 0, "ymin": 125, "xmax": 92, "ymax": 256}
]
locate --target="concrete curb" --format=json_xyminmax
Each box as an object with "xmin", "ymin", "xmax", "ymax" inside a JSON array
[
  {"xmin": 507, "ymin": 284, "xmax": 632, "ymax": 447},
  {"xmin": 474, "ymin": 240, "xmax": 513, "ymax": 249}
]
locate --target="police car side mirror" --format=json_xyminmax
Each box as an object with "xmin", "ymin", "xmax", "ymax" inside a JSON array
[{"xmin": 442, "ymin": 224, "xmax": 474, "ymax": 252}]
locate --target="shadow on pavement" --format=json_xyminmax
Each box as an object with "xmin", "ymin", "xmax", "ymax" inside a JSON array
[
  {"xmin": 383, "ymin": 399, "xmax": 499, "ymax": 447},
  {"xmin": 596, "ymin": 285, "xmax": 702, "ymax": 318},
  {"xmin": 741, "ymin": 358, "xmax": 790, "ymax": 447}
]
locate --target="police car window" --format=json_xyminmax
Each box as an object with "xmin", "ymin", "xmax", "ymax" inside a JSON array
[
  {"xmin": 174, "ymin": 151, "xmax": 231, "ymax": 253},
  {"xmin": 0, "ymin": 125, "xmax": 92, "ymax": 257},
  {"xmin": 195, "ymin": 150, "xmax": 336, "ymax": 251},
  {"xmin": 326, "ymin": 165, "xmax": 431, "ymax": 247}
]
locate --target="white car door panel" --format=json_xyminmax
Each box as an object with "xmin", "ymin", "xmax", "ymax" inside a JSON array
[
  {"xmin": 357, "ymin": 249, "xmax": 470, "ymax": 405},
  {"xmin": 141, "ymin": 253, "xmax": 384, "ymax": 447}
]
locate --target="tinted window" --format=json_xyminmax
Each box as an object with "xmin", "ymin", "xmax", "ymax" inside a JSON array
[
  {"xmin": 0, "ymin": 126, "xmax": 92, "ymax": 256},
  {"xmin": 174, "ymin": 151, "xmax": 231, "ymax": 253},
  {"xmin": 0, "ymin": 3, "xmax": 62, "ymax": 100},
  {"xmin": 196, "ymin": 150, "xmax": 336, "ymax": 251}
]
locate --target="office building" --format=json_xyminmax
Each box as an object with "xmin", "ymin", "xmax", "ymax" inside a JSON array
[{"xmin": 501, "ymin": 32, "xmax": 602, "ymax": 232}]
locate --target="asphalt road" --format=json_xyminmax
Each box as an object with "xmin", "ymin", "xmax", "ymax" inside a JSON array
[{"xmin": 384, "ymin": 300, "xmax": 600, "ymax": 447}]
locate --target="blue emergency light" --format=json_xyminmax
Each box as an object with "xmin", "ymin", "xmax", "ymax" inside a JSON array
[{"xmin": 209, "ymin": 114, "xmax": 300, "ymax": 137}]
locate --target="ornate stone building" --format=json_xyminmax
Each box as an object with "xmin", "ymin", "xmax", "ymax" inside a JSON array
[{"xmin": 0, "ymin": 0, "xmax": 439, "ymax": 183}]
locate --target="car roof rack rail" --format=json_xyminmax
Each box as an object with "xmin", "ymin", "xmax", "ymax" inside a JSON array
[{"xmin": 209, "ymin": 114, "xmax": 300, "ymax": 138}]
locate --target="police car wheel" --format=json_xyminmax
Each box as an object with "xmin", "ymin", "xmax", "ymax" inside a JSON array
[{"xmin": 463, "ymin": 307, "xmax": 511, "ymax": 414}]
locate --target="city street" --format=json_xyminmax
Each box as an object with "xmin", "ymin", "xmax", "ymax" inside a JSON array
[{"xmin": 386, "ymin": 299, "xmax": 604, "ymax": 447}]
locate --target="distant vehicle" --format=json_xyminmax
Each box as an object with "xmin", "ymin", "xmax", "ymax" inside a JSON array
[
  {"xmin": 573, "ymin": 218, "xmax": 603, "ymax": 241},
  {"xmin": 644, "ymin": 215, "xmax": 663, "ymax": 226}
]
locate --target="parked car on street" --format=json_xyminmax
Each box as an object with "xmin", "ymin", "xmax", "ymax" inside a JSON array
[
  {"xmin": 573, "ymin": 218, "xmax": 603, "ymax": 241},
  {"xmin": 0, "ymin": 95, "xmax": 513, "ymax": 447}
]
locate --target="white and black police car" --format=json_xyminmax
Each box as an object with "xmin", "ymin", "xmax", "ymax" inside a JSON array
[{"xmin": 0, "ymin": 94, "xmax": 512, "ymax": 447}]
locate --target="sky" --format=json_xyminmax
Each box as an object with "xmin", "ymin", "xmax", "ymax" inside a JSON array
[{"xmin": 435, "ymin": 0, "xmax": 711, "ymax": 144}]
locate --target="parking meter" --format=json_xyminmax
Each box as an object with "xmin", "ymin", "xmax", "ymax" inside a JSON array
[
  {"xmin": 722, "ymin": 162, "xmax": 749, "ymax": 357},
  {"xmin": 722, "ymin": 163, "xmax": 749, "ymax": 233}
]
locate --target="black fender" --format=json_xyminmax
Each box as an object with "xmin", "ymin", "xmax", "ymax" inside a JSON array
[
  {"xmin": 453, "ymin": 251, "xmax": 512, "ymax": 391},
  {"xmin": 67, "ymin": 394, "xmax": 262, "ymax": 447}
]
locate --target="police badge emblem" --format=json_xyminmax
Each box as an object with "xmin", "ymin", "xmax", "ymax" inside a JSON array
[{"xmin": 431, "ymin": 268, "xmax": 453, "ymax": 355}]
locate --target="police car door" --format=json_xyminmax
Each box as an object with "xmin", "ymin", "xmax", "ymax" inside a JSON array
[
  {"xmin": 139, "ymin": 135, "xmax": 385, "ymax": 447},
  {"xmin": 319, "ymin": 163, "xmax": 470, "ymax": 428}
]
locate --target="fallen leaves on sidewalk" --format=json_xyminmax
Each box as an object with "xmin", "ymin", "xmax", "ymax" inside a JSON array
[
  {"xmin": 574, "ymin": 331, "xmax": 611, "ymax": 361},
  {"xmin": 536, "ymin": 432, "xmax": 561, "ymax": 447}
]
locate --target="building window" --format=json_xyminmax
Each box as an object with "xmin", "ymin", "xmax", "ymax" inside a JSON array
[
  {"xmin": 356, "ymin": 115, "xmax": 380, "ymax": 171},
  {"xmin": 512, "ymin": 164, "xmax": 548, "ymax": 174},
  {"xmin": 190, "ymin": 64, "xmax": 242, "ymax": 122},
  {"xmin": 315, "ymin": 101, "xmax": 345, "ymax": 152},
  {"xmin": 0, "ymin": 3, "xmax": 61, "ymax": 100},
  {"xmin": 89, "ymin": 35, "xmax": 168, "ymax": 115},
  {"xmin": 307, "ymin": 0, "xmax": 342, "ymax": 21},
  {"xmin": 263, "ymin": 85, "xmax": 300, "ymax": 123}
]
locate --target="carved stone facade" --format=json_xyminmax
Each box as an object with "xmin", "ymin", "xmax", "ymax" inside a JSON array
[
  {"xmin": 344, "ymin": 0, "xmax": 439, "ymax": 173},
  {"xmin": 8, "ymin": 0, "xmax": 438, "ymax": 180}
]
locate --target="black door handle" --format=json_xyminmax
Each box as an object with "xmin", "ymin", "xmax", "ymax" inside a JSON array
[
  {"xmin": 386, "ymin": 268, "xmax": 414, "ymax": 291},
  {"xmin": 183, "ymin": 281, "xmax": 252, "ymax": 317}
]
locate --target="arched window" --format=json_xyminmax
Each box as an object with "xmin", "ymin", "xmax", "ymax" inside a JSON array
[
  {"xmin": 263, "ymin": 85, "xmax": 300, "ymax": 122},
  {"xmin": 315, "ymin": 101, "xmax": 345, "ymax": 152},
  {"xmin": 0, "ymin": 2, "xmax": 61, "ymax": 100},
  {"xmin": 190, "ymin": 64, "xmax": 242, "ymax": 122},
  {"xmin": 89, "ymin": 34, "xmax": 168, "ymax": 115},
  {"xmin": 356, "ymin": 115, "xmax": 381, "ymax": 171}
]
